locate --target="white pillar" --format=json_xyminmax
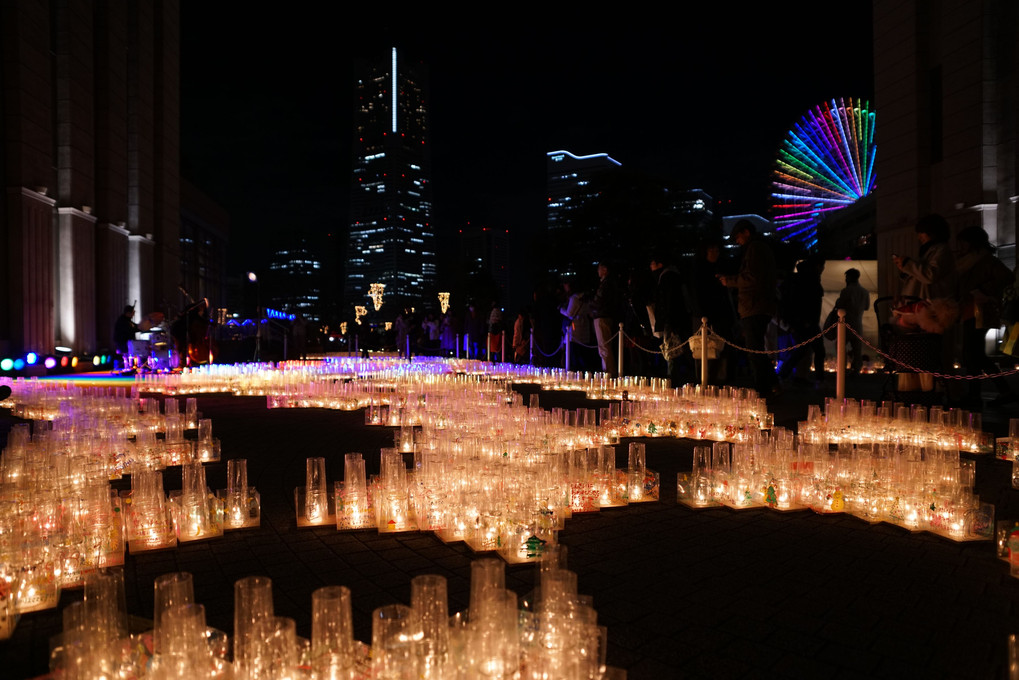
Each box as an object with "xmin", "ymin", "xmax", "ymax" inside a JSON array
[
  {"xmin": 700, "ymin": 317, "xmax": 709, "ymax": 387},
  {"xmin": 617, "ymin": 322, "xmax": 624, "ymax": 377},
  {"xmin": 564, "ymin": 326, "xmax": 571, "ymax": 371}
]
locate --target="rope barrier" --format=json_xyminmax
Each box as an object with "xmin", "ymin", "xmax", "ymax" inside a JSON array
[
  {"xmin": 710, "ymin": 322, "xmax": 838, "ymax": 356},
  {"xmin": 623, "ymin": 331, "xmax": 669, "ymax": 356},
  {"xmin": 845, "ymin": 324, "xmax": 1019, "ymax": 380},
  {"xmin": 579, "ymin": 330, "xmax": 620, "ymax": 348},
  {"xmin": 546, "ymin": 317, "xmax": 1019, "ymax": 383},
  {"xmin": 533, "ymin": 338, "xmax": 565, "ymax": 358}
]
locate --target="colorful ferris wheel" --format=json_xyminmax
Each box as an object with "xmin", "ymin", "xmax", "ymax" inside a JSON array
[{"xmin": 771, "ymin": 97, "xmax": 876, "ymax": 249}]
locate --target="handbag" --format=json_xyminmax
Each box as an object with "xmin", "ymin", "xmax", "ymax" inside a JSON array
[{"xmin": 1003, "ymin": 322, "xmax": 1019, "ymax": 357}]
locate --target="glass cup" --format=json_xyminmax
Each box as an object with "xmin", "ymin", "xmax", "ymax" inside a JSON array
[
  {"xmin": 153, "ymin": 572, "xmax": 194, "ymax": 654},
  {"xmin": 411, "ymin": 574, "xmax": 448, "ymax": 659},
  {"xmin": 311, "ymin": 585, "xmax": 354, "ymax": 676},
  {"xmin": 233, "ymin": 575, "xmax": 274, "ymax": 672},
  {"xmin": 371, "ymin": 604, "xmax": 423, "ymax": 679}
]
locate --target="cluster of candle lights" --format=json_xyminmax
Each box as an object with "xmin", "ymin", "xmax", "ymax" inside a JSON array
[
  {"xmin": 298, "ymin": 433, "xmax": 657, "ymax": 566},
  {"xmin": 799, "ymin": 397, "xmax": 991, "ymax": 453},
  {"xmin": 45, "ymin": 553, "xmax": 619, "ymax": 679},
  {"xmin": 129, "ymin": 359, "xmax": 998, "ymax": 550},
  {"xmin": 678, "ymin": 432, "xmax": 994, "ymax": 541},
  {"xmin": 299, "ymin": 441, "xmax": 657, "ymax": 564},
  {"xmin": 0, "ymin": 381, "xmax": 259, "ymax": 641},
  {"xmin": 2, "ymin": 355, "xmax": 1018, "ymax": 673}
]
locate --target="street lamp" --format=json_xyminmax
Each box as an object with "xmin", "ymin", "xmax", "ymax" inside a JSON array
[{"xmin": 248, "ymin": 272, "xmax": 261, "ymax": 361}]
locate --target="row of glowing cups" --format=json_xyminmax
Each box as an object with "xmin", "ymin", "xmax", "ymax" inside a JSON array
[
  {"xmin": 0, "ymin": 383, "xmax": 258, "ymax": 640},
  {"xmin": 677, "ymin": 436, "xmax": 993, "ymax": 541},
  {"xmin": 49, "ymin": 550, "xmax": 611, "ymax": 680},
  {"xmin": 296, "ymin": 442, "xmax": 658, "ymax": 564}
]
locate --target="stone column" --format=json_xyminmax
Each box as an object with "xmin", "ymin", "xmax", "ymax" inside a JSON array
[
  {"xmin": 95, "ymin": 223, "xmax": 130, "ymax": 351},
  {"xmin": 128, "ymin": 233, "xmax": 155, "ymax": 316},
  {"xmin": 56, "ymin": 207, "xmax": 98, "ymax": 353},
  {"xmin": 5, "ymin": 188, "xmax": 56, "ymax": 355}
]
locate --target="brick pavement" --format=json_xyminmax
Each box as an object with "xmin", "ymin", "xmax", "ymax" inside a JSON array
[{"xmin": 2, "ymin": 375, "xmax": 1019, "ymax": 678}]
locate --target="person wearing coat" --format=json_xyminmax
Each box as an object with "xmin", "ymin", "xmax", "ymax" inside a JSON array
[{"xmin": 955, "ymin": 225, "xmax": 1015, "ymax": 405}]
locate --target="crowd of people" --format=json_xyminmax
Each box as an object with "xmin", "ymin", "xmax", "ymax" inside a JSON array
[
  {"xmin": 169, "ymin": 213, "xmax": 1012, "ymax": 411},
  {"xmin": 485, "ymin": 214, "xmax": 1018, "ymax": 408},
  {"xmin": 890, "ymin": 214, "xmax": 1018, "ymax": 405}
]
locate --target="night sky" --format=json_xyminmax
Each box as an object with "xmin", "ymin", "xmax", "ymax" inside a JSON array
[{"xmin": 180, "ymin": 5, "xmax": 874, "ymax": 289}]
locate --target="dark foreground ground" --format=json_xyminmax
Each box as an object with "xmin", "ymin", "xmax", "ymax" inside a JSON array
[{"xmin": 2, "ymin": 372, "xmax": 1019, "ymax": 679}]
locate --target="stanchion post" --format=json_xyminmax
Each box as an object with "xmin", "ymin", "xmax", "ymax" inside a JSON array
[
  {"xmin": 617, "ymin": 322, "xmax": 624, "ymax": 377},
  {"xmin": 565, "ymin": 326, "xmax": 572, "ymax": 372},
  {"xmin": 486, "ymin": 333, "xmax": 491, "ymax": 362},
  {"xmin": 701, "ymin": 317, "xmax": 708, "ymax": 387},
  {"xmin": 406, "ymin": 336, "xmax": 411, "ymax": 362},
  {"xmin": 501, "ymin": 331, "xmax": 506, "ymax": 362},
  {"xmin": 455, "ymin": 333, "xmax": 460, "ymax": 359},
  {"xmin": 836, "ymin": 308, "xmax": 846, "ymax": 399},
  {"xmin": 529, "ymin": 329, "xmax": 534, "ymax": 366}
]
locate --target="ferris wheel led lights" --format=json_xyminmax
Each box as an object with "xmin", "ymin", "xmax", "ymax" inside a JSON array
[{"xmin": 771, "ymin": 97, "xmax": 876, "ymax": 249}]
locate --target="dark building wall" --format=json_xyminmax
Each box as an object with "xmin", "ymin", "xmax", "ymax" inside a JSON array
[
  {"xmin": 180, "ymin": 178, "xmax": 229, "ymax": 310},
  {"xmin": 874, "ymin": 0, "xmax": 1019, "ymax": 294},
  {"xmin": 1, "ymin": 2, "xmax": 57, "ymax": 355},
  {"xmin": 1, "ymin": 0, "xmax": 180, "ymax": 356},
  {"xmin": 153, "ymin": 0, "xmax": 181, "ymax": 316}
]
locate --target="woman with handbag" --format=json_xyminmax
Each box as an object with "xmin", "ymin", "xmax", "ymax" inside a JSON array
[{"xmin": 890, "ymin": 214, "xmax": 958, "ymax": 392}]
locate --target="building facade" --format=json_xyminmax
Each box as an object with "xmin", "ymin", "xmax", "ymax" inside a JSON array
[
  {"xmin": 1, "ymin": 0, "xmax": 180, "ymax": 357},
  {"xmin": 546, "ymin": 150, "xmax": 622, "ymax": 233},
  {"xmin": 874, "ymin": 0, "xmax": 1019, "ymax": 294},
  {"xmin": 268, "ymin": 234, "xmax": 325, "ymax": 323},
  {"xmin": 345, "ymin": 47, "xmax": 435, "ymax": 313},
  {"xmin": 179, "ymin": 179, "xmax": 229, "ymax": 317},
  {"xmin": 459, "ymin": 225, "xmax": 510, "ymax": 304}
]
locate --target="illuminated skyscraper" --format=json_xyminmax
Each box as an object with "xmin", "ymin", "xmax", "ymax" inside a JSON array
[
  {"xmin": 268, "ymin": 235, "xmax": 324, "ymax": 323},
  {"xmin": 546, "ymin": 150, "xmax": 621, "ymax": 232},
  {"xmin": 345, "ymin": 48, "xmax": 435, "ymax": 311}
]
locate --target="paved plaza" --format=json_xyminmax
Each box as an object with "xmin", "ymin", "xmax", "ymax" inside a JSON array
[{"xmin": 1, "ymin": 373, "xmax": 1019, "ymax": 678}]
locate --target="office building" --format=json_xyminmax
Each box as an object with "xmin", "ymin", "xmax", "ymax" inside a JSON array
[
  {"xmin": 345, "ymin": 47, "xmax": 435, "ymax": 313},
  {"xmin": 179, "ymin": 179, "xmax": 229, "ymax": 314},
  {"xmin": 547, "ymin": 150, "xmax": 622, "ymax": 233},
  {"xmin": 268, "ymin": 234, "xmax": 324, "ymax": 323},
  {"xmin": 459, "ymin": 224, "xmax": 510, "ymax": 303}
]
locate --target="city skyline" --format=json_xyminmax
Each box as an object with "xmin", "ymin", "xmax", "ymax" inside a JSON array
[{"xmin": 180, "ymin": 7, "xmax": 874, "ymax": 285}]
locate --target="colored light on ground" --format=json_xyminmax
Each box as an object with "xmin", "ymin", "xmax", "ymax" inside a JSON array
[
  {"xmin": 60, "ymin": 357, "xmax": 69, "ymax": 367},
  {"xmin": 13, "ymin": 359, "xmax": 25, "ymax": 370},
  {"xmin": 93, "ymin": 356, "xmax": 100, "ymax": 366},
  {"xmin": 44, "ymin": 357, "xmax": 57, "ymax": 369},
  {"xmin": 0, "ymin": 359, "xmax": 12, "ymax": 371},
  {"xmin": 26, "ymin": 352, "xmax": 37, "ymax": 365}
]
